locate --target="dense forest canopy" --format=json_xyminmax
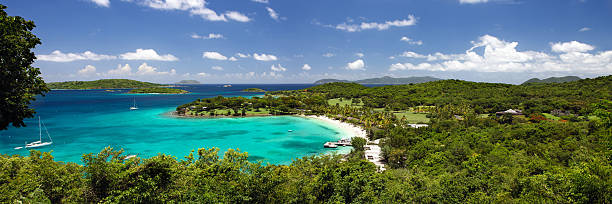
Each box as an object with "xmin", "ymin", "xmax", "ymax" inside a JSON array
[
  {"xmin": 128, "ymin": 87, "xmax": 188, "ymax": 94},
  {"xmin": 2, "ymin": 76, "xmax": 611, "ymax": 203},
  {"xmin": 47, "ymin": 79, "xmax": 160, "ymax": 89}
]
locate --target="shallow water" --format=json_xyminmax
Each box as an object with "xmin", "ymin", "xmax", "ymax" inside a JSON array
[{"xmin": 0, "ymin": 84, "xmax": 351, "ymax": 164}]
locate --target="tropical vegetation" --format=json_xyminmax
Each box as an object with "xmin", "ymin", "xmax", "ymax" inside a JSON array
[
  {"xmin": 47, "ymin": 79, "xmax": 160, "ymax": 90},
  {"xmin": 128, "ymin": 87, "xmax": 188, "ymax": 94}
]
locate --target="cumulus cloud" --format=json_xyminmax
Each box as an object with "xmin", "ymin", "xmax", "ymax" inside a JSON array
[
  {"xmin": 252, "ymin": 0, "xmax": 268, "ymax": 3},
  {"xmin": 136, "ymin": 62, "xmax": 176, "ymax": 75},
  {"xmin": 107, "ymin": 64, "xmax": 133, "ymax": 76},
  {"xmin": 271, "ymin": 64, "xmax": 287, "ymax": 72},
  {"xmin": 120, "ymin": 49, "xmax": 178, "ymax": 61},
  {"xmin": 225, "ymin": 11, "xmax": 251, "ymax": 22},
  {"xmin": 331, "ymin": 15, "xmax": 417, "ymax": 32},
  {"xmin": 133, "ymin": 0, "xmax": 249, "ymax": 22},
  {"xmin": 400, "ymin": 36, "xmax": 423, "ymax": 45},
  {"xmin": 78, "ymin": 65, "xmax": 97, "ymax": 76},
  {"xmin": 389, "ymin": 34, "xmax": 612, "ymax": 74},
  {"xmin": 212, "ymin": 66, "xmax": 224, "ymax": 71},
  {"xmin": 253, "ymin": 53, "xmax": 278, "ymax": 61},
  {"xmin": 191, "ymin": 33, "xmax": 224, "ymax": 39},
  {"xmin": 197, "ymin": 72, "xmax": 210, "ymax": 77},
  {"xmin": 202, "ymin": 52, "xmax": 228, "ymax": 60},
  {"xmin": 302, "ymin": 64, "xmax": 312, "ymax": 71},
  {"xmin": 579, "ymin": 27, "xmax": 591, "ymax": 32},
  {"xmin": 355, "ymin": 53, "xmax": 365, "ymax": 57},
  {"xmin": 90, "ymin": 0, "xmax": 110, "ymax": 7},
  {"xmin": 229, "ymin": 56, "xmax": 238, "ymax": 61},
  {"xmin": 37, "ymin": 50, "xmax": 117, "ymax": 62},
  {"xmin": 551, "ymin": 41, "xmax": 595, "ymax": 53},
  {"xmin": 346, "ymin": 59, "xmax": 365, "ymax": 70}
]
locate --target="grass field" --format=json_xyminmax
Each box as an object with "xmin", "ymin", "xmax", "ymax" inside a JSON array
[
  {"xmin": 393, "ymin": 111, "xmax": 430, "ymax": 123},
  {"xmin": 327, "ymin": 98, "xmax": 363, "ymax": 107}
]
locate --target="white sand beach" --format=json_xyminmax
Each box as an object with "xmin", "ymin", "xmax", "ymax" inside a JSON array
[{"xmin": 303, "ymin": 115, "xmax": 385, "ymax": 171}]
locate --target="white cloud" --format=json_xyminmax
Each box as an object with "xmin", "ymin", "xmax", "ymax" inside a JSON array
[
  {"xmin": 355, "ymin": 53, "xmax": 365, "ymax": 58},
  {"xmin": 202, "ymin": 52, "xmax": 228, "ymax": 60},
  {"xmin": 120, "ymin": 49, "xmax": 178, "ymax": 61},
  {"xmin": 266, "ymin": 7, "xmax": 280, "ymax": 21},
  {"xmin": 399, "ymin": 51, "xmax": 426, "ymax": 58},
  {"xmin": 191, "ymin": 33, "xmax": 224, "ymax": 39},
  {"xmin": 459, "ymin": 0, "xmax": 489, "ymax": 4},
  {"xmin": 107, "ymin": 64, "xmax": 133, "ymax": 76},
  {"xmin": 251, "ymin": 0, "xmax": 268, "ymax": 3},
  {"xmin": 551, "ymin": 41, "xmax": 595, "ymax": 53},
  {"xmin": 271, "ymin": 64, "xmax": 287, "ymax": 72},
  {"xmin": 400, "ymin": 36, "xmax": 423, "ymax": 45},
  {"xmin": 302, "ymin": 64, "xmax": 312, "ymax": 71},
  {"xmin": 332, "ymin": 15, "xmax": 417, "ymax": 32},
  {"xmin": 134, "ymin": 0, "xmax": 249, "ymax": 23},
  {"xmin": 389, "ymin": 34, "xmax": 612, "ymax": 74},
  {"xmin": 229, "ymin": 56, "xmax": 238, "ymax": 61},
  {"xmin": 236, "ymin": 53, "xmax": 250, "ymax": 58},
  {"xmin": 136, "ymin": 62, "xmax": 176, "ymax": 75},
  {"xmin": 37, "ymin": 50, "xmax": 116, "ymax": 62},
  {"xmin": 579, "ymin": 27, "xmax": 591, "ymax": 32},
  {"xmin": 90, "ymin": 0, "xmax": 110, "ymax": 7},
  {"xmin": 323, "ymin": 53, "xmax": 335, "ymax": 58},
  {"xmin": 253, "ymin": 53, "xmax": 278, "ymax": 61},
  {"xmin": 346, "ymin": 59, "xmax": 365, "ymax": 70},
  {"xmin": 212, "ymin": 66, "xmax": 224, "ymax": 71},
  {"xmin": 197, "ymin": 72, "xmax": 210, "ymax": 77},
  {"xmin": 225, "ymin": 11, "xmax": 251, "ymax": 22},
  {"xmin": 78, "ymin": 65, "xmax": 97, "ymax": 76}
]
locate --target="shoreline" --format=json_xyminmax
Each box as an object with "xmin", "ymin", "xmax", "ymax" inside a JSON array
[{"xmin": 299, "ymin": 115, "xmax": 368, "ymax": 141}]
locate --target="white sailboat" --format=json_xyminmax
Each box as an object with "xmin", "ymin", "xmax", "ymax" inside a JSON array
[
  {"xmin": 14, "ymin": 117, "xmax": 53, "ymax": 150},
  {"xmin": 130, "ymin": 97, "xmax": 139, "ymax": 110}
]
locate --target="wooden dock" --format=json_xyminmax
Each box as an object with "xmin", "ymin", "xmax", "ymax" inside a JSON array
[{"xmin": 323, "ymin": 138, "xmax": 352, "ymax": 148}]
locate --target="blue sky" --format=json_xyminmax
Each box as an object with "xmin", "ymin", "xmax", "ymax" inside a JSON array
[{"xmin": 4, "ymin": 0, "xmax": 612, "ymax": 84}]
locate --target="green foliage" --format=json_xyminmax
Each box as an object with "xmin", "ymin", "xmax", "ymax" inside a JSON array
[
  {"xmin": 47, "ymin": 79, "xmax": 160, "ymax": 89},
  {"xmin": 351, "ymin": 137, "xmax": 367, "ymax": 152},
  {"xmin": 0, "ymin": 4, "xmax": 49, "ymax": 130},
  {"xmin": 241, "ymin": 88, "xmax": 266, "ymax": 92},
  {"xmin": 128, "ymin": 87, "xmax": 188, "ymax": 94}
]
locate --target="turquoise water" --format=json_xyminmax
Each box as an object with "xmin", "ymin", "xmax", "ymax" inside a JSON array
[{"xmin": 0, "ymin": 85, "xmax": 351, "ymax": 164}]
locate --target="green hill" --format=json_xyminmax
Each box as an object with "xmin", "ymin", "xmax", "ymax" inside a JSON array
[
  {"xmin": 241, "ymin": 88, "xmax": 266, "ymax": 92},
  {"xmin": 47, "ymin": 79, "xmax": 160, "ymax": 89},
  {"xmin": 522, "ymin": 76, "xmax": 581, "ymax": 84},
  {"xmin": 314, "ymin": 76, "xmax": 441, "ymax": 84},
  {"xmin": 128, "ymin": 87, "xmax": 188, "ymax": 94}
]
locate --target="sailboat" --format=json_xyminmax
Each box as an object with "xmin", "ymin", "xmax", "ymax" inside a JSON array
[
  {"xmin": 130, "ymin": 97, "xmax": 139, "ymax": 110},
  {"xmin": 14, "ymin": 117, "xmax": 53, "ymax": 149}
]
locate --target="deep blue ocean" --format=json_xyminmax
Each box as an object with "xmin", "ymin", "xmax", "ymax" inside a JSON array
[{"xmin": 0, "ymin": 84, "xmax": 352, "ymax": 164}]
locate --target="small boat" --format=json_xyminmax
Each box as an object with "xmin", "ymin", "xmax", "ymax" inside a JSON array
[
  {"xmin": 223, "ymin": 84, "xmax": 232, "ymax": 87},
  {"xmin": 125, "ymin": 155, "xmax": 137, "ymax": 159},
  {"xmin": 14, "ymin": 117, "xmax": 53, "ymax": 149},
  {"xmin": 130, "ymin": 97, "xmax": 138, "ymax": 110},
  {"xmin": 288, "ymin": 130, "xmax": 293, "ymax": 132},
  {"xmin": 323, "ymin": 142, "xmax": 337, "ymax": 148}
]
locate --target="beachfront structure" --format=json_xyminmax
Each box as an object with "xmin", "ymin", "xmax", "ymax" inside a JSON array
[
  {"xmin": 496, "ymin": 109, "xmax": 523, "ymax": 116},
  {"xmin": 408, "ymin": 124, "xmax": 429, "ymax": 128}
]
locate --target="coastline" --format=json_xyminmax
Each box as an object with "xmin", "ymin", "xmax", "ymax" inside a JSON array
[{"xmin": 300, "ymin": 115, "xmax": 368, "ymax": 140}]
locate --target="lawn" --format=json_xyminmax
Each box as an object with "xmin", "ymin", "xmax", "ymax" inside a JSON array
[
  {"xmin": 393, "ymin": 111, "xmax": 430, "ymax": 123},
  {"xmin": 327, "ymin": 98, "xmax": 363, "ymax": 107}
]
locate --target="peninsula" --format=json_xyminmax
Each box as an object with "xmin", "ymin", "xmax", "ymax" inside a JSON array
[
  {"xmin": 128, "ymin": 87, "xmax": 189, "ymax": 94},
  {"xmin": 47, "ymin": 79, "xmax": 160, "ymax": 90},
  {"xmin": 241, "ymin": 88, "xmax": 266, "ymax": 92}
]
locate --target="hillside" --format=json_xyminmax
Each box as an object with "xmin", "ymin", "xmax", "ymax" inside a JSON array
[
  {"xmin": 522, "ymin": 76, "xmax": 581, "ymax": 84},
  {"xmin": 128, "ymin": 87, "xmax": 189, "ymax": 94},
  {"xmin": 175, "ymin": 80, "xmax": 200, "ymax": 84},
  {"xmin": 314, "ymin": 76, "xmax": 441, "ymax": 84},
  {"xmin": 47, "ymin": 79, "xmax": 160, "ymax": 89}
]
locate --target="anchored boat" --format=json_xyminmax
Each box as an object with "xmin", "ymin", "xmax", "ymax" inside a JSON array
[{"xmin": 14, "ymin": 117, "xmax": 53, "ymax": 150}]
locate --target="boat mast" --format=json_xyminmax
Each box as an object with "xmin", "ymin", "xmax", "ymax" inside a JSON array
[{"xmin": 38, "ymin": 116, "xmax": 42, "ymax": 141}]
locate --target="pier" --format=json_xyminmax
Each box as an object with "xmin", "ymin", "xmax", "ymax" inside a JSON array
[{"xmin": 323, "ymin": 138, "xmax": 352, "ymax": 148}]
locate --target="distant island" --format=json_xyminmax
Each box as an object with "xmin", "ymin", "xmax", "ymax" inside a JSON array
[
  {"xmin": 242, "ymin": 88, "xmax": 266, "ymax": 92},
  {"xmin": 314, "ymin": 76, "xmax": 441, "ymax": 84},
  {"xmin": 128, "ymin": 87, "xmax": 189, "ymax": 94},
  {"xmin": 522, "ymin": 76, "xmax": 581, "ymax": 84},
  {"xmin": 47, "ymin": 79, "xmax": 160, "ymax": 89},
  {"xmin": 175, "ymin": 80, "xmax": 200, "ymax": 84}
]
